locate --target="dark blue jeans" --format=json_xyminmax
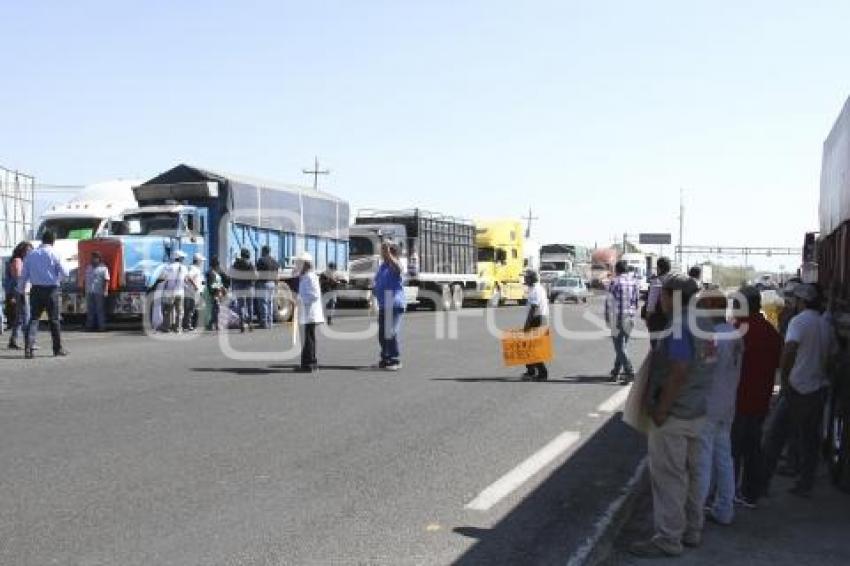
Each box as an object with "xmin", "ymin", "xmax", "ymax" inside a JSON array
[
  {"xmin": 25, "ymin": 285, "xmax": 62, "ymax": 353},
  {"xmin": 378, "ymin": 306, "xmax": 405, "ymax": 364},
  {"xmin": 85, "ymin": 293, "xmax": 107, "ymax": 330},
  {"xmin": 611, "ymin": 319, "xmax": 634, "ymax": 375}
]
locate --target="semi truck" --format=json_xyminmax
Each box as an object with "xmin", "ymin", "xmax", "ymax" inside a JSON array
[
  {"xmin": 815, "ymin": 96, "xmax": 850, "ymax": 490},
  {"xmin": 30, "ymin": 179, "xmax": 140, "ymax": 315},
  {"xmin": 65, "ymin": 164, "xmax": 349, "ymax": 320},
  {"xmin": 343, "ymin": 209, "xmax": 477, "ymax": 310},
  {"xmin": 590, "ymin": 247, "xmax": 618, "ymax": 289},
  {"xmin": 468, "ymin": 219, "xmax": 526, "ymax": 306}
]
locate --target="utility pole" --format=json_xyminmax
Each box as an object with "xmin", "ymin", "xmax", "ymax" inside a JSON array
[
  {"xmin": 302, "ymin": 156, "xmax": 330, "ymax": 190},
  {"xmin": 678, "ymin": 188, "xmax": 685, "ymax": 268},
  {"xmin": 522, "ymin": 207, "xmax": 539, "ymax": 239}
]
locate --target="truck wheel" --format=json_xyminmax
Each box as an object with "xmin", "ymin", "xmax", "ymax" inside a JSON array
[
  {"xmin": 276, "ymin": 299, "xmax": 294, "ymax": 323},
  {"xmin": 451, "ymin": 284, "xmax": 464, "ymax": 310},
  {"xmin": 488, "ymin": 287, "xmax": 502, "ymax": 308},
  {"xmin": 437, "ymin": 285, "xmax": 452, "ymax": 311}
]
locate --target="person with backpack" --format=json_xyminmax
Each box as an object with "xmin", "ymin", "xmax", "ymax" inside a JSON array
[{"xmin": 5, "ymin": 241, "xmax": 33, "ymax": 349}]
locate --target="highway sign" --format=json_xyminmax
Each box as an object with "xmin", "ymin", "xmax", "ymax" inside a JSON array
[{"xmin": 639, "ymin": 233, "xmax": 672, "ymax": 245}]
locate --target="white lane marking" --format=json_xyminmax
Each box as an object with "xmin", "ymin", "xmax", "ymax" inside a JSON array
[
  {"xmin": 596, "ymin": 385, "xmax": 632, "ymax": 413},
  {"xmin": 588, "ymin": 412, "xmax": 601, "ymax": 418},
  {"xmin": 465, "ymin": 430, "xmax": 581, "ymax": 512}
]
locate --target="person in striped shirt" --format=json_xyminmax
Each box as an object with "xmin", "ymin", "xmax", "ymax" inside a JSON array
[{"xmin": 605, "ymin": 260, "xmax": 639, "ymax": 384}]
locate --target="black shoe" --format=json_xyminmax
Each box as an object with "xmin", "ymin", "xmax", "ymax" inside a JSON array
[
  {"xmin": 533, "ymin": 373, "xmax": 549, "ymax": 382},
  {"xmin": 8, "ymin": 341, "xmax": 20, "ymax": 350},
  {"xmin": 521, "ymin": 371, "xmax": 536, "ymax": 381},
  {"xmin": 24, "ymin": 348, "xmax": 34, "ymax": 359},
  {"xmin": 609, "ymin": 369, "xmax": 619, "ymax": 382},
  {"xmin": 619, "ymin": 373, "xmax": 634, "ymax": 385},
  {"xmin": 54, "ymin": 349, "xmax": 69, "ymax": 357}
]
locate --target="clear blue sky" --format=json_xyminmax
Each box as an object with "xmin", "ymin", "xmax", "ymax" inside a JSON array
[{"xmin": 3, "ymin": 1, "xmax": 849, "ymax": 269}]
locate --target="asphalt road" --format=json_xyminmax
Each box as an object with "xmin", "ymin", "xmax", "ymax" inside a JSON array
[{"xmin": 0, "ymin": 298, "xmax": 647, "ymax": 566}]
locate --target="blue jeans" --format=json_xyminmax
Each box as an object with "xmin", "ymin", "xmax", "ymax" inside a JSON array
[
  {"xmin": 611, "ymin": 320, "xmax": 634, "ymax": 374},
  {"xmin": 85, "ymin": 293, "xmax": 107, "ymax": 330},
  {"xmin": 232, "ymin": 281, "xmax": 254, "ymax": 326},
  {"xmin": 26, "ymin": 285, "xmax": 62, "ymax": 353},
  {"xmin": 698, "ymin": 419, "xmax": 735, "ymax": 524},
  {"xmin": 9, "ymin": 291, "xmax": 29, "ymax": 343},
  {"xmin": 256, "ymin": 281, "xmax": 276, "ymax": 328},
  {"xmin": 378, "ymin": 306, "xmax": 404, "ymax": 364}
]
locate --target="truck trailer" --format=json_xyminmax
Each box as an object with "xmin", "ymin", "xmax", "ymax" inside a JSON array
[
  {"xmin": 344, "ymin": 209, "xmax": 477, "ymax": 310},
  {"xmin": 66, "ymin": 164, "xmax": 349, "ymax": 321},
  {"xmin": 816, "ymin": 96, "xmax": 850, "ymax": 490}
]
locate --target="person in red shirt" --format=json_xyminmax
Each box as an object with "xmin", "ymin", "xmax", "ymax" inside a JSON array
[{"xmin": 732, "ymin": 286, "xmax": 782, "ymax": 506}]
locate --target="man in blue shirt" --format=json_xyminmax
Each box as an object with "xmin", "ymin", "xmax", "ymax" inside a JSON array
[
  {"xmin": 19, "ymin": 230, "xmax": 69, "ymax": 358},
  {"xmin": 372, "ymin": 241, "xmax": 405, "ymax": 370}
]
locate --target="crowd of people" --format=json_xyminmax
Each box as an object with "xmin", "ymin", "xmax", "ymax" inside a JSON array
[{"xmin": 628, "ymin": 260, "xmax": 841, "ymax": 558}]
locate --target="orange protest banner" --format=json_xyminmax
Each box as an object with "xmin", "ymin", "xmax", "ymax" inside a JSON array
[{"xmin": 501, "ymin": 327, "xmax": 554, "ymax": 367}]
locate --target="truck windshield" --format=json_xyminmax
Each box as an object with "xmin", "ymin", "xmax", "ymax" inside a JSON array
[
  {"xmin": 477, "ymin": 247, "xmax": 495, "ymax": 262},
  {"xmin": 122, "ymin": 213, "xmax": 180, "ymax": 235},
  {"xmin": 37, "ymin": 218, "xmax": 101, "ymax": 240},
  {"xmin": 349, "ymin": 236, "xmax": 375, "ymax": 258}
]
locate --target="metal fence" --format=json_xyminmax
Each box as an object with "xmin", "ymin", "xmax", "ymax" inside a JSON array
[{"xmin": 0, "ymin": 165, "xmax": 35, "ymax": 255}]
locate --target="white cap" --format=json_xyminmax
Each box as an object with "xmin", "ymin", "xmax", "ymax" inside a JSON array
[
  {"xmin": 172, "ymin": 250, "xmax": 187, "ymax": 260},
  {"xmin": 298, "ymin": 251, "xmax": 313, "ymax": 263},
  {"xmin": 193, "ymin": 253, "xmax": 206, "ymax": 262}
]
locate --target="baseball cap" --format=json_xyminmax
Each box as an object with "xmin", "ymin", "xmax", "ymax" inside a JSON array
[
  {"xmin": 172, "ymin": 250, "xmax": 186, "ymax": 260},
  {"xmin": 193, "ymin": 253, "xmax": 206, "ymax": 262}
]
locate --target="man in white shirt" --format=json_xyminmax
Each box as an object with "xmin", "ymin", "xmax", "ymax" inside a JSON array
[
  {"xmin": 781, "ymin": 283, "xmax": 836, "ymax": 496},
  {"xmin": 521, "ymin": 269, "xmax": 550, "ymax": 381},
  {"xmin": 160, "ymin": 250, "xmax": 189, "ymax": 333}
]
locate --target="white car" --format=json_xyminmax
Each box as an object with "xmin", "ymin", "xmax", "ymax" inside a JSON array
[{"xmin": 550, "ymin": 276, "xmax": 590, "ymax": 304}]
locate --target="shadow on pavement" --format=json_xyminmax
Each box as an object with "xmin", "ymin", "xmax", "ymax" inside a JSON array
[
  {"xmin": 432, "ymin": 377, "xmax": 574, "ymax": 384},
  {"xmin": 452, "ymin": 414, "xmax": 646, "ymax": 566}
]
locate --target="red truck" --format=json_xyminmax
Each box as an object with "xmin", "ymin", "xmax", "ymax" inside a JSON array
[{"xmin": 814, "ymin": 96, "xmax": 850, "ymax": 491}]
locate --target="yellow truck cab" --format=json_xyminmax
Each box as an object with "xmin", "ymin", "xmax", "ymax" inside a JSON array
[{"xmin": 470, "ymin": 219, "xmax": 526, "ymax": 305}]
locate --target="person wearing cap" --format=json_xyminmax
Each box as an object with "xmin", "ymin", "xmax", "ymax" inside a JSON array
[
  {"xmin": 696, "ymin": 291, "xmax": 743, "ymax": 526},
  {"xmin": 731, "ymin": 285, "xmax": 782, "ymax": 508},
  {"xmin": 84, "ymin": 250, "xmax": 111, "ymax": 332},
  {"xmin": 773, "ymin": 283, "xmax": 836, "ymax": 496},
  {"xmin": 230, "ymin": 248, "xmax": 257, "ymax": 333},
  {"xmin": 296, "ymin": 252, "xmax": 324, "ymax": 372},
  {"xmin": 255, "ymin": 245, "xmax": 280, "ymax": 329},
  {"xmin": 182, "ymin": 253, "xmax": 205, "ymax": 331},
  {"xmin": 521, "ymin": 269, "xmax": 550, "ymax": 381},
  {"xmin": 159, "ymin": 250, "xmax": 189, "ymax": 333},
  {"xmin": 372, "ymin": 241, "xmax": 405, "ymax": 370},
  {"xmin": 605, "ymin": 259, "xmax": 639, "ymax": 384},
  {"xmin": 631, "ymin": 274, "xmax": 712, "ymax": 558}
]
